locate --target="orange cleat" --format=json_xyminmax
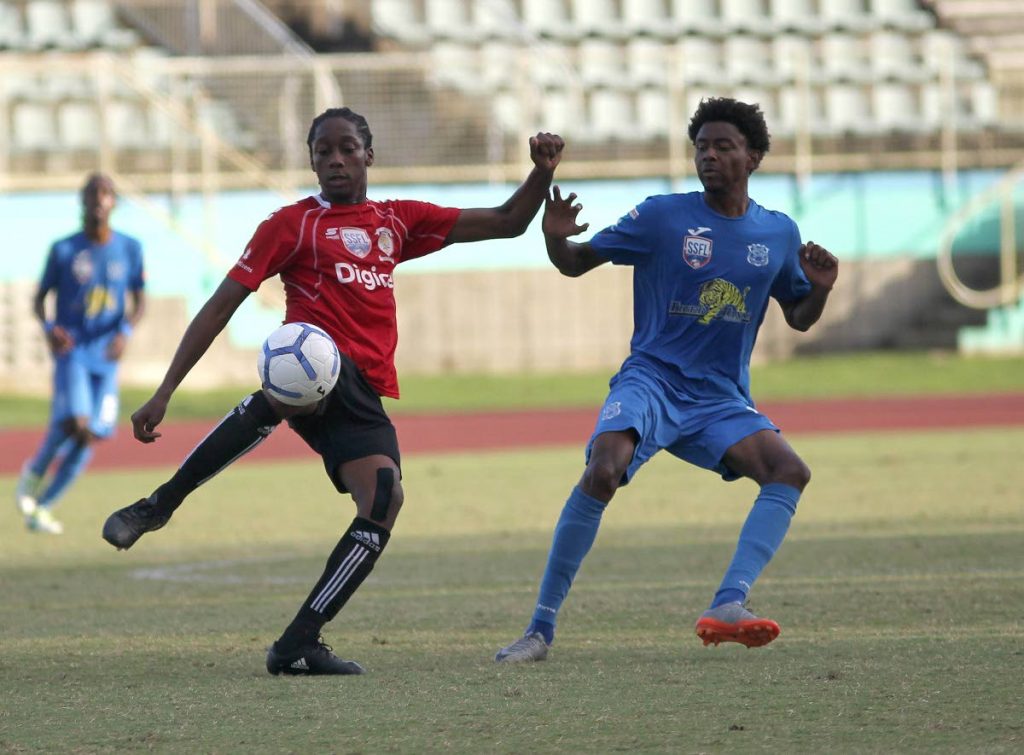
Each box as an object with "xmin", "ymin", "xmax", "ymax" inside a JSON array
[{"xmin": 695, "ymin": 602, "xmax": 781, "ymax": 648}]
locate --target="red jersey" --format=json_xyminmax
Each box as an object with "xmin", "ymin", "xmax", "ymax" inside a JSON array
[{"xmin": 228, "ymin": 195, "xmax": 460, "ymax": 398}]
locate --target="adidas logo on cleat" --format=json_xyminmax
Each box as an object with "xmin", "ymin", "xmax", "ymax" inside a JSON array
[
  {"xmin": 350, "ymin": 530, "xmax": 381, "ymax": 551},
  {"xmin": 290, "ymin": 657, "xmax": 309, "ymax": 671}
]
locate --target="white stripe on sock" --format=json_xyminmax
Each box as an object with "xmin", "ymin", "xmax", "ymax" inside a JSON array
[{"xmin": 310, "ymin": 545, "xmax": 368, "ymax": 613}]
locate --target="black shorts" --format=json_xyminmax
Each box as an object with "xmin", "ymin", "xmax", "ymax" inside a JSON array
[{"xmin": 286, "ymin": 351, "xmax": 400, "ymax": 493}]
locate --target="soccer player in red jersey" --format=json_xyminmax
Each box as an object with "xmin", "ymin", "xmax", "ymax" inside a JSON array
[{"xmin": 102, "ymin": 107, "xmax": 565, "ymax": 676}]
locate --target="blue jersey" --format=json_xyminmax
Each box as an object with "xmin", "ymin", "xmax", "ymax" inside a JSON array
[
  {"xmin": 40, "ymin": 230, "xmax": 145, "ymax": 368},
  {"xmin": 590, "ymin": 192, "xmax": 810, "ymax": 403}
]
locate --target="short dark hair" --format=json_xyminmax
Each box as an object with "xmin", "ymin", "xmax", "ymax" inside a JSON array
[
  {"xmin": 306, "ymin": 107, "xmax": 373, "ymax": 156},
  {"xmin": 687, "ymin": 97, "xmax": 771, "ymax": 154}
]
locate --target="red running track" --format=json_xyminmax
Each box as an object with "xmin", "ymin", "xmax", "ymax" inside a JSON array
[{"xmin": 1, "ymin": 393, "xmax": 1023, "ymax": 474}]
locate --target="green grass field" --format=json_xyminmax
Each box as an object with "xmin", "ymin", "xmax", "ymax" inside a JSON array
[{"xmin": 2, "ymin": 426, "xmax": 1022, "ymax": 752}]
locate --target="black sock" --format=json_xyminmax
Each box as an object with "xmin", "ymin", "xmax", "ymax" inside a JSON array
[
  {"xmin": 277, "ymin": 517, "xmax": 391, "ymax": 650},
  {"xmin": 152, "ymin": 391, "xmax": 280, "ymax": 514}
]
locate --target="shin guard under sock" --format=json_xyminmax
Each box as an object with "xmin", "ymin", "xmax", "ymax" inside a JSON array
[
  {"xmin": 153, "ymin": 391, "xmax": 280, "ymax": 514},
  {"xmin": 710, "ymin": 483, "xmax": 801, "ymax": 608},
  {"xmin": 528, "ymin": 486, "xmax": 607, "ymax": 636},
  {"xmin": 277, "ymin": 517, "xmax": 391, "ymax": 649}
]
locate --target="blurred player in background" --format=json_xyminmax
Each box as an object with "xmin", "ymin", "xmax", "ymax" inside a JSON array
[
  {"xmin": 102, "ymin": 107, "xmax": 565, "ymax": 676},
  {"xmin": 495, "ymin": 97, "xmax": 839, "ymax": 663},
  {"xmin": 15, "ymin": 172, "xmax": 146, "ymax": 534}
]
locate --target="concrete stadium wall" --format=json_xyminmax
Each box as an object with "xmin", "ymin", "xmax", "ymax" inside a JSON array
[{"xmin": 0, "ymin": 256, "xmax": 965, "ymax": 395}]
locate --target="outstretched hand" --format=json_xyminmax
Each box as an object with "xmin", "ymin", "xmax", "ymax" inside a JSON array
[
  {"xmin": 799, "ymin": 241, "xmax": 839, "ymax": 291},
  {"xmin": 543, "ymin": 186, "xmax": 590, "ymax": 240},
  {"xmin": 131, "ymin": 394, "xmax": 169, "ymax": 443},
  {"xmin": 529, "ymin": 132, "xmax": 565, "ymax": 173}
]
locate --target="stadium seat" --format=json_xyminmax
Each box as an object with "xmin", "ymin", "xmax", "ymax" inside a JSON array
[
  {"xmin": 371, "ymin": 0, "xmax": 430, "ymax": 46},
  {"xmin": 720, "ymin": 0, "xmax": 770, "ymax": 34},
  {"xmin": 770, "ymin": 0, "xmax": 823, "ymax": 35},
  {"xmin": 71, "ymin": 0, "xmax": 138, "ymax": 49},
  {"xmin": 11, "ymin": 101, "xmax": 57, "ymax": 151},
  {"xmin": 670, "ymin": 0, "xmax": 721, "ymax": 37},
  {"xmin": 491, "ymin": 90, "xmax": 524, "ymax": 134},
  {"xmin": 868, "ymin": 0, "xmax": 933, "ymax": 32},
  {"xmin": 627, "ymin": 38, "xmax": 670, "ymax": 88},
  {"xmin": 424, "ymin": 0, "xmax": 477, "ymax": 42},
  {"xmin": 583, "ymin": 88, "xmax": 631, "ymax": 142},
  {"xmin": 871, "ymin": 80, "xmax": 922, "ymax": 133},
  {"xmin": 480, "ymin": 40, "xmax": 519, "ymax": 89},
  {"xmin": 676, "ymin": 36, "xmax": 721, "ymax": 86},
  {"xmin": 920, "ymin": 29, "xmax": 985, "ymax": 81},
  {"xmin": 869, "ymin": 30, "xmax": 921, "ymax": 82},
  {"xmin": 780, "ymin": 84, "xmax": 828, "ymax": 137},
  {"xmin": 521, "ymin": 0, "xmax": 579, "ymax": 41},
  {"xmin": 773, "ymin": 33, "xmax": 813, "ymax": 84},
  {"xmin": 0, "ymin": 2, "xmax": 25, "ymax": 50},
  {"xmin": 45, "ymin": 71, "xmax": 95, "ymax": 101},
  {"xmin": 578, "ymin": 39, "xmax": 623, "ymax": 88},
  {"xmin": 635, "ymin": 87, "xmax": 670, "ymax": 138},
  {"xmin": 820, "ymin": 32, "xmax": 868, "ymax": 83},
  {"xmin": 24, "ymin": 0, "xmax": 77, "ymax": 50},
  {"xmin": 529, "ymin": 47, "xmax": 574, "ymax": 89},
  {"xmin": 471, "ymin": 0, "xmax": 521, "ymax": 41},
  {"xmin": 429, "ymin": 42, "xmax": 482, "ymax": 91},
  {"xmin": 56, "ymin": 100, "xmax": 101, "ymax": 149},
  {"xmin": 722, "ymin": 35, "xmax": 777, "ymax": 86},
  {"xmin": 540, "ymin": 88, "xmax": 578, "ymax": 135},
  {"xmin": 819, "ymin": 0, "xmax": 875, "ymax": 33},
  {"xmin": 106, "ymin": 99, "xmax": 153, "ymax": 148},
  {"xmin": 969, "ymin": 81, "xmax": 998, "ymax": 129},
  {"xmin": 622, "ymin": 0, "xmax": 677, "ymax": 39},
  {"xmin": 823, "ymin": 82, "xmax": 870, "ymax": 135},
  {"xmin": 570, "ymin": 0, "xmax": 623, "ymax": 39}
]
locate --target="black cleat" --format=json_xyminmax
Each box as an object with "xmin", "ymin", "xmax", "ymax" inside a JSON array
[
  {"xmin": 266, "ymin": 637, "xmax": 365, "ymax": 676},
  {"xmin": 102, "ymin": 496, "xmax": 172, "ymax": 550}
]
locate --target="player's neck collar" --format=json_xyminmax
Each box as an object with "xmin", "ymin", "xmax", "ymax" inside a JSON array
[{"xmin": 315, "ymin": 193, "xmax": 368, "ymax": 208}]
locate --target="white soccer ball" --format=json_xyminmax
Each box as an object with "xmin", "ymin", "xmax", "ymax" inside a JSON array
[{"xmin": 257, "ymin": 322, "xmax": 340, "ymax": 406}]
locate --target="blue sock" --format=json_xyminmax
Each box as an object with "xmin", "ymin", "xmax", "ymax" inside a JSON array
[
  {"xmin": 710, "ymin": 483, "xmax": 800, "ymax": 609},
  {"xmin": 527, "ymin": 486, "xmax": 607, "ymax": 644},
  {"xmin": 27, "ymin": 424, "xmax": 73, "ymax": 478},
  {"xmin": 37, "ymin": 441, "xmax": 93, "ymax": 508}
]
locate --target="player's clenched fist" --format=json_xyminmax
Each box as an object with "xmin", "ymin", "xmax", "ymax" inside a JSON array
[{"xmin": 529, "ymin": 132, "xmax": 565, "ymax": 172}]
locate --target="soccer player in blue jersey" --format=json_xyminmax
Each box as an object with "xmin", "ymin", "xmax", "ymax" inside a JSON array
[
  {"xmin": 15, "ymin": 173, "xmax": 145, "ymax": 534},
  {"xmin": 496, "ymin": 97, "xmax": 839, "ymax": 662}
]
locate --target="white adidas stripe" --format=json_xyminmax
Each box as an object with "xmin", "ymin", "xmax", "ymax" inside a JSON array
[{"xmin": 310, "ymin": 545, "xmax": 368, "ymax": 613}]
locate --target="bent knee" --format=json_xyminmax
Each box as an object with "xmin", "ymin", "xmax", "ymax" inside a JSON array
[
  {"xmin": 774, "ymin": 458, "xmax": 811, "ymax": 491},
  {"xmin": 580, "ymin": 460, "xmax": 626, "ymax": 502}
]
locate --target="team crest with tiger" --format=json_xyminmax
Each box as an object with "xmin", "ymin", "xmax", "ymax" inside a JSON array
[
  {"xmin": 683, "ymin": 235, "xmax": 713, "ymax": 269},
  {"xmin": 747, "ymin": 243, "xmax": 770, "ymax": 267},
  {"xmin": 375, "ymin": 227, "xmax": 396, "ymax": 262}
]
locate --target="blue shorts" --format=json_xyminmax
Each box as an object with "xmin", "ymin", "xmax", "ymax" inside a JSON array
[
  {"xmin": 586, "ymin": 363, "xmax": 778, "ymax": 484},
  {"xmin": 51, "ymin": 351, "xmax": 120, "ymax": 438}
]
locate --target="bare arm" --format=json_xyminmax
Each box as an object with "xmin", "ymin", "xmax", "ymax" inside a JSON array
[
  {"xmin": 445, "ymin": 133, "xmax": 564, "ymax": 243},
  {"xmin": 779, "ymin": 241, "xmax": 839, "ymax": 332},
  {"xmin": 131, "ymin": 277, "xmax": 251, "ymax": 442},
  {"xmin": 107, "ymin": 288, "xmax": 146, "ymax": 361},
  {"xmin": 32, "ymin": 285, "xmax": 76, "ymax": 355},
  {"xmin": 543, "ymin": 186, "xmax": 607, "ymax": 278}
]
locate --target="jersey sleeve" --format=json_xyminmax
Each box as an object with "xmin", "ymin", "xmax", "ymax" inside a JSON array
[
  {"xmin": 394, "ymin": 200, "xmax": 461, "ymax": 262},
  {"xmin": 227, "ymin": 208, "xmax": 299, "ymax": 290},
  {"xmin": 770, "ymin": 218, "xmax": 812, "ymax": 303},
  {"xmin": 588, "ymin": 197, "xmax": 659, "ymax": 266}
]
